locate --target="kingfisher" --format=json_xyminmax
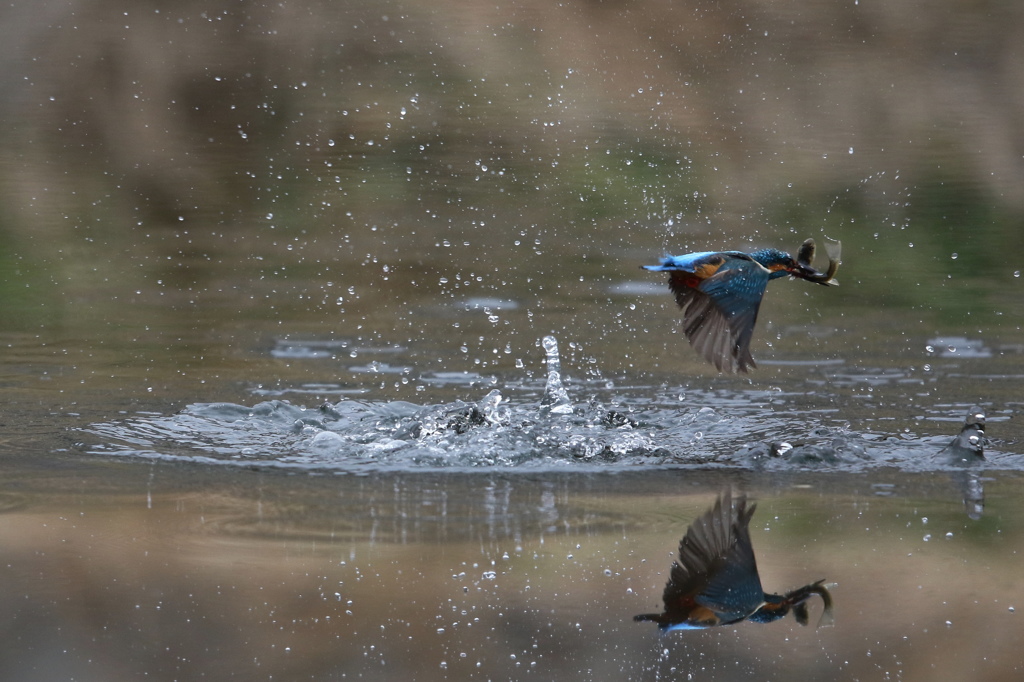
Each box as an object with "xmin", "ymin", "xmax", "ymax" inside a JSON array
[
  {"xmin": 634, "ymin": 488, "xmax": 834, "ymax": 630},
  {"xmin": 642, "ymin": 239, "xmax": 840, "ymax": 373}
]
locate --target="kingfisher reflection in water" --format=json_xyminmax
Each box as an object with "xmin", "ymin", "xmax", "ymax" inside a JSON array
[{"xmin": 634, "ymin": 488, "xmax": 834, "ymax": 630}]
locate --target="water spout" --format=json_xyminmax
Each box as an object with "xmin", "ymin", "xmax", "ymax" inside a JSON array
[{"xmin": 540, "ymin": 335, "xmax": 573, "ymax": 414}]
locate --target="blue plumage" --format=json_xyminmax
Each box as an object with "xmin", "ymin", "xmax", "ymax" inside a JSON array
[{"xmin": 642, "ymin": 244, "xmax": 832, "ymax": 372}]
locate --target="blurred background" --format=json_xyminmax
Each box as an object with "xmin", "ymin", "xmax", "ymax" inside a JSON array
[
  {"xmin": 2, "ymin": 1, "xmax": 1024, "ymax": 680},
  {"xmin": 3, "ymin": 0, "xmax": 1024, "ymax": 376}
]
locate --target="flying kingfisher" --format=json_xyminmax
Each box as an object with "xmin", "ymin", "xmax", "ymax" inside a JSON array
[
  {"xmin": 642, "ymin": 238, "xmax": 840, "ymax": 373},
  {"xmin": 634, "ymin": 488, "xmax": 834, "ymax": 630}
]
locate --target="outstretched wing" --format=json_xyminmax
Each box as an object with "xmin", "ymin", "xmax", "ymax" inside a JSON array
[
  {"xmin": 667, "ymin": 257, "xmax": 770, "ymax": 373},
  {"xmin": 661, "ymin": 489, "xmax": 765, "ymax": 624},
  {"xmin": 691, "ymin": 493, "xmax": 764, "ymax": 619}
]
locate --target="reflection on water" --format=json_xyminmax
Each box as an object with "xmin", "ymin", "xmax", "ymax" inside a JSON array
[
  {"xmin": 634, "ymin": 488, "xmax": 834, "ymax": 630},
  {"xmin": 2, "ymin": 471, "xmax": 1023, "ymax": 681}
]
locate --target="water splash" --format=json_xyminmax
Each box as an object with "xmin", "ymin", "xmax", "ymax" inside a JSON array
[
  {"xmin": 540, "ymin": 335, "xmax": 573, "ymax": 414},
  {"xmin": 79, "ymin": 342, "xmax": 1023, "ymax": 474},
  {"xmin": 478, "ymin": 389, "xmax": 511, "ymax": 425}
]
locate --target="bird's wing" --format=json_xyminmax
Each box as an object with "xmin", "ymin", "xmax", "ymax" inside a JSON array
[
  {"xmin": 661, "ymin": 490, "xmax": 763, "ymax": 622},
  {"xmin": 692, "ymin": 495, "xmax": 765, "ymax": 619},
  {"xmin": 667, "ymin": 258, "xmax": 769, "ymax": 373},
  {"xmin": 700, "ymin": 266, "xmax": 769, "ymax": 369},
  {"xmin": 672, "ymin": 287, "xmax": 754, "ymax": 373}
]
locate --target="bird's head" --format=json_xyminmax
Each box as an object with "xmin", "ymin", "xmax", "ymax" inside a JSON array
[{"xmin": 750, "ymin": 248, "xmax": 805, "ymax": 280}]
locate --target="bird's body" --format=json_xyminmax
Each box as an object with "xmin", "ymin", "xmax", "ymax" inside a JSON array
[
  {"xmin": 634, "ymin": 488, "xmax": 834, "ymax": 630},
  {"xmin": 642, "ymin": 240, "xmax": 840, "ymax": 373}
]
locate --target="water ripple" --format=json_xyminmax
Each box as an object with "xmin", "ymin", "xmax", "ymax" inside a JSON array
[
  {"xmin": 79, "ymin": 337, "xmax": 1024, "ymax": 474},
  {"xmin": 81, "ymin": 388, "xmax": 1022, "ymax": 474}
]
